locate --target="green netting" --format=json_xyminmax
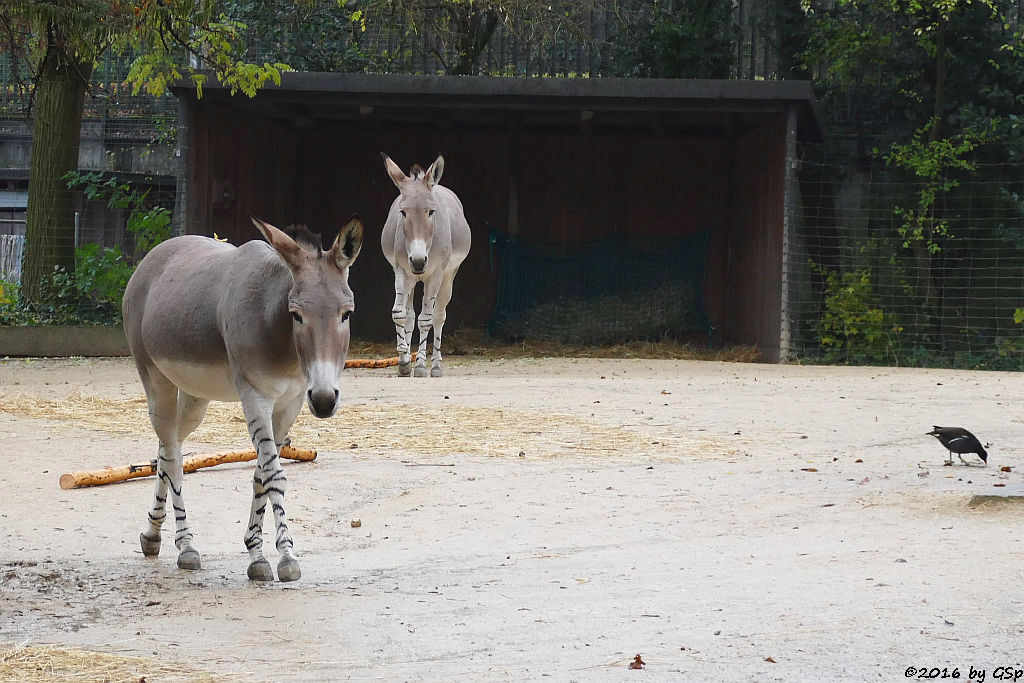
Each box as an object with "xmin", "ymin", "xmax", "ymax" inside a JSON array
[{"xmin": 487, "ymin": 228, "xmax": 713, "ymax": 344}]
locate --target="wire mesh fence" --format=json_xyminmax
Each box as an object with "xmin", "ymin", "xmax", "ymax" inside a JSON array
[
  {"xmin": 790, "ymin": 141, "xmax": 1024, "ymax": 369},
  {"xmin": 233, "ymin": 0, "xmax": 787, "ymax": 80}
]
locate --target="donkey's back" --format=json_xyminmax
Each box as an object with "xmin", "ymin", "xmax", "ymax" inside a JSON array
[{"xmin": 123, "ymin": 235, "xmax": 294, "ymax": 402}]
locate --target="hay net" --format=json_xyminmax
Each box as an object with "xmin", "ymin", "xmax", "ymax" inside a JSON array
[{"xmin": 487, "ymin": 227, "xmax": 713, "ymax": 344}]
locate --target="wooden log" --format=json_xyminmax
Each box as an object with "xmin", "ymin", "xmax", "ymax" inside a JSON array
[
  {"xmin": 59, "ymin": 445, "xmax": 317, "ymax": 490},
  {"xmin": 345, "ymin": 351, "xmax": 417, "ymax": 369}
]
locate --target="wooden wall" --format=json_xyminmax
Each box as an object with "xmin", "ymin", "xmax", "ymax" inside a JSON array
[
  {"xmin": 185, "ymin": 103, "xmax": 301, "ymax": 239},
  {"xmin": 728, "ymin": 117, "xmax": 787, "ymax": 359},
  {"xmin": 186, "ymin": 100, "xmax": 785, "ymax": 349}
]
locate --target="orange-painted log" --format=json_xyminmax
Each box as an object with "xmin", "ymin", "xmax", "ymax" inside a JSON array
[
  {"xmin": 345, "ymin": 351, "xmax": 417, "ymax": 368},
  {"xmin": 59, "ymin": 445, "xmax": 317, "ymax": 490}
]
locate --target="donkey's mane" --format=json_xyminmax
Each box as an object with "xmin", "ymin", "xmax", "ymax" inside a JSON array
[
  {"xmin": 409, "ymin": 164, "xmax": 426, "ymax": 180},
  {"xmin": 284, "ymin": 224, "xmax": 323, "ymax": 256}
]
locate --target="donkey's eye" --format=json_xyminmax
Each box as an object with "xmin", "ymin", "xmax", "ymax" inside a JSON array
[
  {"xmin": 341, "ymin": 311, "xmax": 352, "ymax": 323},
  {"xmin": 399, "ymin": 209, "xmax": 407, "ymax": 218},
  {"xmin": 291, "ymin": 311, "xmax": 303, "ymax": 324},
  {"xmin": 428, "ymin": 209, "xmax": 435, "ymax": 217}
]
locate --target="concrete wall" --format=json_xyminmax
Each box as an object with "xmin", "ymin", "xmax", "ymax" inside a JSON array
[
  {"xmin": 0, "ymin": 118, "xmax": 174, "ymax": 176},
  {"xmin": 0, "ymin": 325, "xmax": 129, "ymax": 357}
]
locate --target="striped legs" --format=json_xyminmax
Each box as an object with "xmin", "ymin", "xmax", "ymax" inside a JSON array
[
  {"xmin": 414, "ymin": 271, "xmax": 456, "ymax": 377},
  {"xmin": 136, "ymin": 364, "xmax": 303, "ymax": 582},
  {"xmin": 429, "ymin": 272, "xmax": 457, "ymax": 378},
  {"xmin": 241, "ymin": 391, "xmax": 303, "ymax": 582},
  {"xmin": 139, "ymin": 372, "xmax": 209, "ymax": 571},
  {"xmin": 392, "ymin": 270, "xmax": 414, "ymax": 376}
]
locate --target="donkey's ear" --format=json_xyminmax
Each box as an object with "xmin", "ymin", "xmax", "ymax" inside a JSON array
[
  {"xmin": 330, "ymin": 214, "xmax": 363, "ymax": 270},
  {"xmin": 251, "ymin": 217, "xmax": 304, "ymax": 269},
  {"xmin": 381, "ymin": 153, "xmax": 408, "ymax": 189},
  {"xmin": 425, "ymin": 154, "xmax": 444, "ymax": 189}
]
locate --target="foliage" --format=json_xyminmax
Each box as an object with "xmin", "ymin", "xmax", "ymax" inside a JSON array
[
  {"xmin": 1, "ymin": 0, "xmax": 291, "ymax": 102},
  {"xmin": 333, "ymin": 0, "xmax": 597, "ymax": 75},
  {"xmin": 63, "ymin": 171, "xmax": 172, "ymax": 254},
  {"xmin": 0, "ymin": 171, "xmax": 173, "ymax": 326},
  {"xmin": 610, "ymin": 0, "xmax": 735, "ymax": 79},
  {"xmin": 799, "ymin": 0, "xmax": 1019, "ymax": 136},
  {"xmin": 0, "ymin": 245, "xmax": 131, "ymax": 326},
  {"xmin": 884, "ymin": 120, "xmax": 991, "ymax": 253},
  {"xmin": 225, "ymin": 0, "xmax": 384, "ymax": 72},
  {"xmin": 813, "ymin": 264, "xmax": 903, "ymax": 364}
]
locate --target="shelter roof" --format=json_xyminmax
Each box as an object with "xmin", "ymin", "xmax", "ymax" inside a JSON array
[{"xmin": 172, "ymin": 72, "xmax": 822, "ymax": 141}]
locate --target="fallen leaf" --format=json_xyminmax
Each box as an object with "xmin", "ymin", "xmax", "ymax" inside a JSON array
[
  {"xmin": 661, "ymin": 390, "xmax": 671, "ymax": 395},
  {"xmin": 145, "ymin": 601, "xmax": 161, "ymax": 607},
  {"xmin": 629, "ymin": 654, "xmax": 645, "ymax": 670},
  {"xmin": 994, "ymin": 483, "xmax": 1006, "ymax": 488},
  {"xmin": 855, "ymin": 458, "xmax": 864, "ymax": 463},
  {"xmin": 765, "ymin": 656, "xmax": 777, "ymax": 663},
  {"xmin": 1000, "ymin": 466, "xmax": 1012, "ymax": 472},
  {"xmin": 801, "ymin": 468, "xmax": 818, "ymax": 472}
]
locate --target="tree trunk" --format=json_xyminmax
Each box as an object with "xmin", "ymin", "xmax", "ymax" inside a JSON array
[
  {"xmin": 21, "ymin": 31, "xmax": 92, "ymax": 301},
  {"xmin": 446, "ymin": 7, "xmax": 499, "ymax": 75}
]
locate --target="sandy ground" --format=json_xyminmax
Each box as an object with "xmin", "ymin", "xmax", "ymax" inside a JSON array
[{"xmin": 1, "ymin": 355, "xmax": 1023, "ymax": 682}]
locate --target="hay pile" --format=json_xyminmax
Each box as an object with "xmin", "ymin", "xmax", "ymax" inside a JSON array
[
  {"xmin": 0, "ymin": 643, "xmax": 234, "ymax": 682},
  {"xmin": 354, "ymin": 329, "xmax": 761, "ymax": 363},
  {"xmin": 498, "ymin": 282, "xmax": 706, "ymax": 345},
  {"xmin": 0, "ymin": 391, "xmax": 738, "ymax": 460}
]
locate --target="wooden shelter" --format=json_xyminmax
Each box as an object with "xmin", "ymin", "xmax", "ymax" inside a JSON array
[{"xmin": 171, "ymin": 73, "xmax": 821, "ymax": 361}]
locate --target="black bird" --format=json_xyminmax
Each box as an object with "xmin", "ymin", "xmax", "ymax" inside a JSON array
[{"xmin": 927, "ymin": 426, "xmax": 988, "ymax": 466}]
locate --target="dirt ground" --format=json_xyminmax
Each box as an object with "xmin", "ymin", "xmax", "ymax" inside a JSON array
[{"xmin": 1, "ymin": 355, "xmax": 1023, "ymax": 682}]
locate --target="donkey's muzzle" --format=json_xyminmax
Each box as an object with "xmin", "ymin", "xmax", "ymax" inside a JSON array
[
  {"xmin": 409, "ymin": 256, "xmax": 427, "ymax": 274},
  {"xmin": 308, "ymin": 388, "xmax": 339, "ymax": 419}
]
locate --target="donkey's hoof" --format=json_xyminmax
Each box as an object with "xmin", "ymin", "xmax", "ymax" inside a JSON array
[
  {"xmin": 430, "ymin": 365, "xmax": 443, "ymax": 378},
  {"xmin": 140, "ymin": 532, "xmax": 161, "ymax": 557},
  {"xmin": 247, "ymin": 559, "xmax": 274, "ymax": 582},
  {"xmin": 277, "ymin": 557, "xmax": 301, "ymax": 582},
  {"xmin": 398, "ymin": 362, "xmax": 412, "ymax": 377},
  {"xmin": 413, "ymin": 365, "xmax": 429, "ymax": 378},
  {"xmin": 176, "ymin": 548, "xmax": 201, "ymax": 570}
]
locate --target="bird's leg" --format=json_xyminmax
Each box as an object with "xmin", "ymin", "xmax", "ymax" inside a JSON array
[
  {"xmin": 958, "ymin": 454, "xmax": 968, "ymax": 466},
  {"xmin": 945, "ymin": 451, "xmax": 953, "ymax": 466}
]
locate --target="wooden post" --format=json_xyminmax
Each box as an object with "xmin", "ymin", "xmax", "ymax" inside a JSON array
[{"xmin": 779, "ymin": 103, "xmax": 800, "ymax": 363}]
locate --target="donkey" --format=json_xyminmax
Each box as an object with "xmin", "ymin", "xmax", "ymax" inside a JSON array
[
  {"xmin": 380, "ymin": 154, "xmax": 471, "ymax": 377},
  {"xmin": 122, "ymin": 216, "xmax": 363, "ymax": 582}
]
